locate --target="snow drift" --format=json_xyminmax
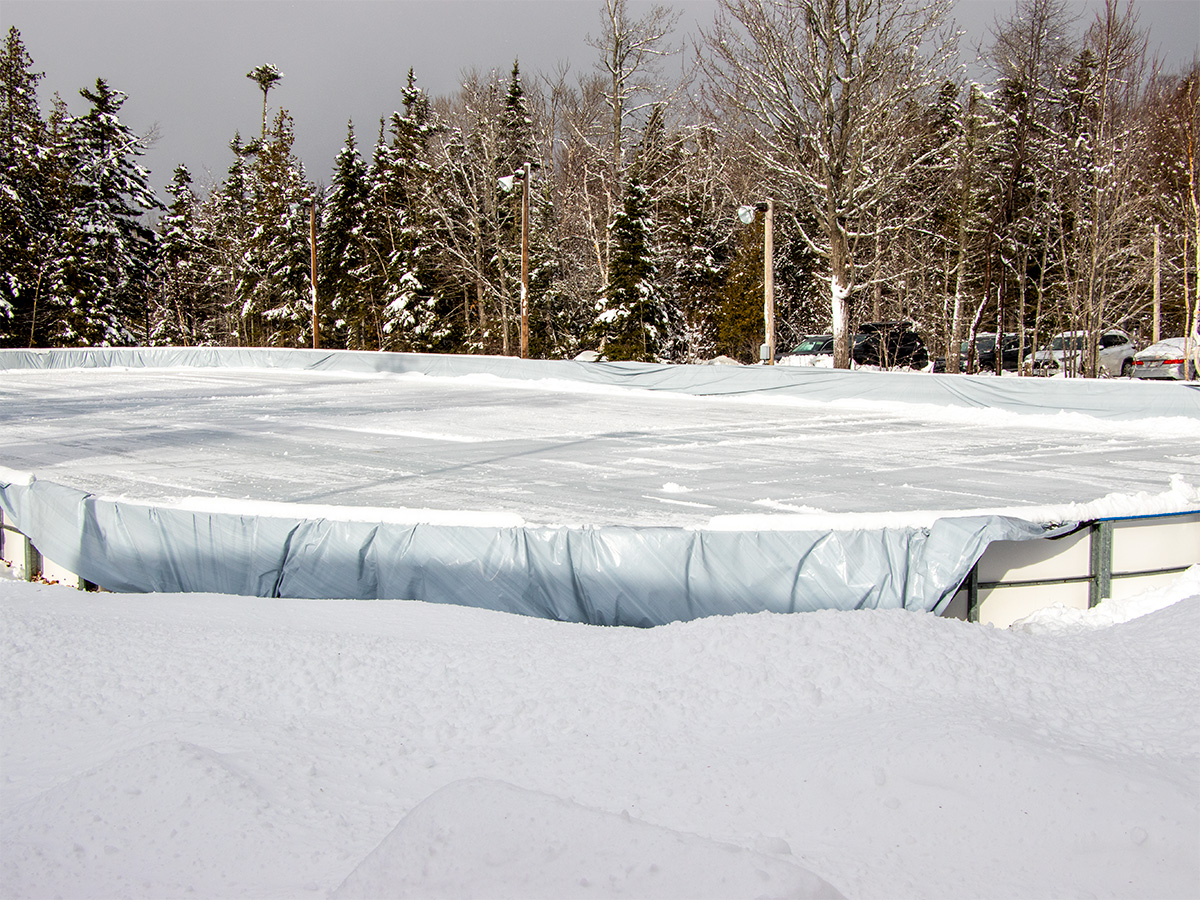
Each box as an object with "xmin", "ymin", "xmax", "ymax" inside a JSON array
[{"xmin": 1, "ymin": 569, "xmax": 1197, "ymax": 898}]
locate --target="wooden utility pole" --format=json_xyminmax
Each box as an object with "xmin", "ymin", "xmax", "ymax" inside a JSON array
[
  {"xmin": 1153, "ymin": 223, "xmax": 1161, "ymax": 344},
  {"xmin": 764, "ymin": 198, "xmax": 775, "ymax": 365},
  {"xmin": 519, "ymin": 162, "xmax": 531, "ymax": 359},
  {"xmin": 310, "ymin": 199, "xmax": 319, "ymax": 350}
]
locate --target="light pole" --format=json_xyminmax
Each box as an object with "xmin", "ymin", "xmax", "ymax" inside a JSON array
[
  {"xmin": 738, "ymin": 199, "xmax": 775, "ymax": 365},
  {"xmin": 501, "ymin": 162, "xmax": 532, "ymax": 358},
  {"xmin": 518, "ymin": 162, "xmax": 530, "ymax": 359},
  {"xmin": 309, "ymin": 199, "xmax": 319, "ymax": 350}
]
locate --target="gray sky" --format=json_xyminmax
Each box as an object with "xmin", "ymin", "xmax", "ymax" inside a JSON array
[{"xmin": 3, "ymin": 0, "xmax": 1197, "ymax": 199}]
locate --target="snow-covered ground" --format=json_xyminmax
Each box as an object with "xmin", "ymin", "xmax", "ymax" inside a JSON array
[
  {"xmin": 3, "ymin": 365, "xmax": 1199, "ymax": 528},
  {"xmin": 2, "ymin": 564, "xmax": 1197, "ymax": 900}
]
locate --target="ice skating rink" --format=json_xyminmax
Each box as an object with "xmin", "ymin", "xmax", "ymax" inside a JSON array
[
  {"xmin": 3, "ymin": 356, "xmax": 1199, "ymax": 527},
  {"xmin": 2, "ymin": 349, "xmax": 1198, "ymax": 623}
]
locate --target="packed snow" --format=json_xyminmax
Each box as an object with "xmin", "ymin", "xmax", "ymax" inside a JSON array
[
  {"xmin": 1, "ymin": 564, "xmax": 1197, "ymax": 899},
  {"xmin": 2, "ymin": 365, "xmax": 1199, "ymax": 530}
]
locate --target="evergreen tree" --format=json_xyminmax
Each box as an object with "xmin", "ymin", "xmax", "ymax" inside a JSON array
[
  {"xmin": 47, "ymin": 78, "xmax": 160, "ymax": 346},
  {"xmin": 382, "ymin": 74, "xmax": 447, "ymax": 350},
  {"xmin": 355, "ymin": 72, "xmax": 449, "ymax": 352},
  {"xmin": 318, "ymin": 120, "xmax": 368, "ymax": 348},
  {"xmin": 632, "ymin": 112, "xmax": 731, "ymax": 362},
  {"xmin": 240, "ymin": 109, "xmax": 314, "ymax": 347},
  {"xmin": 0, "ymin": 26, "xmax": 46, "ymax": 345},
  {"xmin": 500, "ymin": 60, "xmax": 536, "ymax": 176},
  {"xmin": 199, "ymin": 133, "xmax": 256, "ymax": 345},
  {"xmin": 151, "ymin": 164, "xmax": 207, "ymax": 344},
  {"xmin": 716, "ymin": 217, "xmax": 765, "ymax": 364},
  {"xmin": 526, "ymin": 176, "xmax": 579, "ymax": 358},
  {"xmin": 496, "ymin": 60, "xmax": 542, "ymax": 354},
  {"xmin": 595, "ymin": 178, "xmax": 664, "ymax": 360}
]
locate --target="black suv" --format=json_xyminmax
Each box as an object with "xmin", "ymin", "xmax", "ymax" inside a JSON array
[
  {"xmin": 962, "ymin": 332, "xmax": 1022, "ymax": 372},
  {"xmin": 852, "ymin": 322, "xmax": 929, "ymax": 369}
]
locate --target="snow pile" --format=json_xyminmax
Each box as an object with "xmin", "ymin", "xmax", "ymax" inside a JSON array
[
  {"xmin": 1012, "ymin": 564, "xmax": 1200, "ymax": 634},
  {"xmin": 776, "ymin": 353, "xmax": 834, "ymax": 368},
  {"xmin": 334, "ymin": 779, "xmax": 843, "ymax": 899},
  {"xmin": 707, "ymin": 474, "xmax": 1200, "ymax": 532},
  {"xmin": 2, "ymin": 569, "xmax": 1197, "ymax": 899}
]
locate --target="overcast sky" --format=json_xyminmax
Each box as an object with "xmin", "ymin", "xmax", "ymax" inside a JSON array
[{"xmin": 3, "ymin": 0, "xmax": 1197, "ymax": 199}]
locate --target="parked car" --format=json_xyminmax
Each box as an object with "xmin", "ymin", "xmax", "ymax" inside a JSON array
[
  {"xmin": 853, "ymin": 321, "xmax": 929, "ymax": 369},
  {"xmin": 1026, "ymin": 329, "xmax": 1135, "ymax": 378},
  {"xmin": 961, "ymin": 332, "xmax": 1022, "ymax": 373},
  {"xmin": 778, "ymin": 333, "xmax": 872, "ymax": 367},
  {"xmin": 779, "ymin": 334, "xmax": 834, "ymax": 366},
  {"xmin": 1131, "ymin": 337, "xmax": 1192, "ymax": 381}
]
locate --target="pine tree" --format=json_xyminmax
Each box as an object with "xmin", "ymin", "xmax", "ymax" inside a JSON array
[
  {"xmin": 631, "ymin": 111, "xmax": 731, "ymax": 362},
  {"xmin": 47, "ymin": 78, "xmax": 160, "ymax": 346},
  {"xmin": 318, "ymin": 120, "xmax": 368, "ymax": 348},
  {"xmin": 355, "ymin": 71, "xmax": 449, "ymax": 352},
  {"xmin": 198, "ymin": 133, "xmax": 257, "ymax": 345},
  {"xmin": 595, "ymin": 177, "xmax": 664, "ymax": 360},
  {"xmin": 716, "ymin": 217, "xmax": 765, "ymax": 364},
  {"xmin": 500, "ymin": 60, "xmax": 536, "ymax": 177},
  {"xmin": 0, "ymin": 26, "xmax": 46, "ymax": 345},
  {"xmin": 381, "ymin": 74, "xmax": 447, "ymax": 351},
  {"xmin": 526, "ymin": 176, "xmax": 579, "ymax": 358},
  {"xmin": 240, "ymin": 109, "xmax": 314, "ymax": 347},
  {"xmin": 151, "ymin": 164, "xmax": 207, "ymax": 344}
]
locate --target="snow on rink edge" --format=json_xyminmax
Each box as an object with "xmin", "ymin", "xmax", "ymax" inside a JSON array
[{"xmin": 1, "ymin": 564, "xmax": 1197, "ymax": 900}]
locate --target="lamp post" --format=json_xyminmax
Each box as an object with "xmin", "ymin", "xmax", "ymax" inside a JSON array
[
  {"xmin": 738, "ymin": 199, "xmax": 775, "ymax": 365},
  {"xmin": 500, "ymin": 163, "xmax": 532, "ymax": 358},
  {"xmin": 309, "ymin": 199, "xmax": 319, "ymax": 350},
  {"xmin": 518, "ymin": 162, "xmax": 530, "ymax": 358}
]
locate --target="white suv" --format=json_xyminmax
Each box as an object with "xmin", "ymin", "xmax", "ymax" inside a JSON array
[{"xmin": 1027, "ymin": 329, "xmax": 1136, "ymax": 378}]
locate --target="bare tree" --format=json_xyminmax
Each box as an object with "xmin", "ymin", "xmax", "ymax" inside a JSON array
[
  {"xmin": 588, "ymin": 0, "xmax": 682, "ymax": 190},
  {"xmin": 543, "ymin": 62, "xmax": 616, "ymax": 307},
  {"xmin": 430, "ymin": 70, "xmax": 513, "ymax": 353},
  {"xmin": 704, "ymin": 0, "xmax": 958, "ymax": 367},
  {"xmin": 1053, "ymin": 0, "xmax": 1148, "ymax": 376},
  {"xmin": 984, "ymin": 0, "xmax": 1077, "ymax": 373}
]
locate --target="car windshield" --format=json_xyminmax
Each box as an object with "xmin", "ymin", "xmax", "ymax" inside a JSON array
[
  {"xmin": 793, "ymin": 338, "xmax": 829, "ymax": 353},
  {"xmin": 977, "ymin": 336, "xmax": 996, "ymax": 351},
  {"xmin": 1050, "ymin": 335, "xmax": 1083, "ymax": 351}
]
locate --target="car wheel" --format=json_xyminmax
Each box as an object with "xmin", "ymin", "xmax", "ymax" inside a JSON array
[{"xmin": 1121, "ymin": 359, "xmax": 1133, "ymax": 378}]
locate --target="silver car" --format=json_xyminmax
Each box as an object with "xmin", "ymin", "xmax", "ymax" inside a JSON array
[
  {"xmin": 1131, "ymin": 337, "xmax": 1192, "ymax": 381},
  {"xmin": 1027, "ymin": 329, "xmax": 1136, "ymax": 377}
]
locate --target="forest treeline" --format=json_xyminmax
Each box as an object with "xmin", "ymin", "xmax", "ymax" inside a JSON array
[{"xmin": 1, "ymin": 0, "xmax": 1197, "ymax": 372}]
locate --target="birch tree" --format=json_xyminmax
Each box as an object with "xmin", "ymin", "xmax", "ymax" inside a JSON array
[
  {"xmin": 1055, "ymin": 0, "xmax": 1148, "ymax": 375},
  {"xmin": 705, "ymin": 0, "xmax": 958, "ymax": 367}
]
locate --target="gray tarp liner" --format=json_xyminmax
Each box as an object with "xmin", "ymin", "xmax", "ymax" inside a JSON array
[
  {"xmin": 4, "ymin": 346, "xmax": 1186, "ymax": 625},
  {"xmin": 0, "ymin": 473, "xmax": 1056, "ymax": 625}
]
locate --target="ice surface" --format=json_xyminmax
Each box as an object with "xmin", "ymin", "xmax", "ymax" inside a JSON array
[
  {"xmin": 2, "ymin": 364, "xmax": 1198, "ymax": 529},
  {"xmin": 1, "ymin": 568, "xmax": 1197, "ymax": 899}
]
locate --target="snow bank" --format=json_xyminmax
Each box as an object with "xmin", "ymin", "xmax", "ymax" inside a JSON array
[
  {"xmin": 1012, "ymin": 563, "xmax": 1200, "ymax": 634},
  {"xmin": 707, "ymin": 473, "xmax": 1200, "ymax": 531},
  {"xmin": 333, "ymin": 778, "xmax": 844, "ymax": 899},
  {"xmin": 2, "ymin": 568, "xmax": 1197, "ymax": 899}
]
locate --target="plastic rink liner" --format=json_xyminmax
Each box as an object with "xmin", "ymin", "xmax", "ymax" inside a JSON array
[{"xmin": 3, "ymin": 347, "xmax": 1197, "ymax": 626}]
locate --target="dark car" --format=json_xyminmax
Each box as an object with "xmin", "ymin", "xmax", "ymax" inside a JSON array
[
  {"xmin": 782, "ymin": 334, "xmax": 834, "ymax": 359},
  {"xmin": 961, "ymin": 332, "xmax": 1022, "ymax": 373},
  {"xmin": 853, "ymin": 322, "xmax": 929, "ymax": 369}
]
